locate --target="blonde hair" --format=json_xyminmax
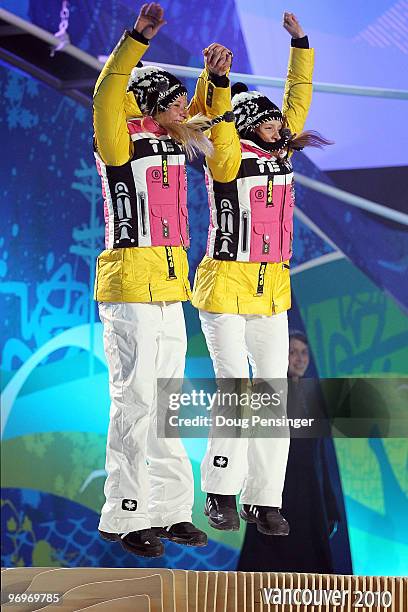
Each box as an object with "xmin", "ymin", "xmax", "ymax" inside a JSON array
[{"xmin": 154, "ymin": 112, "xmax": 214, "ymax": 160}]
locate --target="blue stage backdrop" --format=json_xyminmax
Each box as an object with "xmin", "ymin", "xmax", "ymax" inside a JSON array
[{"xmin": 1, "ymin": 0, "xmax": 407, "ymax": 574}]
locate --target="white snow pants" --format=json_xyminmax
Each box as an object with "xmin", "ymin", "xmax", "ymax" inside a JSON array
[
  {"xmin": 98, "ymin": 301, "xmax": 194, "ymax": 533},
  {"xmin": 199, "ymin": 310, "xmax": 290, "ymax": 507}
]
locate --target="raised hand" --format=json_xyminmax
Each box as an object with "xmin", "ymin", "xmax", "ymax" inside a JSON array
[
  {"xmin": 134, "ymin": 2, "xmax": 166, "ymax": 40},
  {"xmin": 282, "ymin": 12, "xmax": 305, "ymax": 39},
  {"xmin": 203, "ymin": 43, "xmax": 233, "ymax": 76}
]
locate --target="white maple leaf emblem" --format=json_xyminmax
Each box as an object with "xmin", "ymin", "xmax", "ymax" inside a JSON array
[
  {"xmin": 215, "ymin": 456, "xmax": 227, "ymax": 467},
  {"xmin": 124, "ymin": 500, "xmax": 136, "ymax": 510}
]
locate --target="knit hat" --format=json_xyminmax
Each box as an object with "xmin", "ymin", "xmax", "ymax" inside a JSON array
[
  {"xmin": 231, "ymin": 82, "xmax": 282, "ymax": 135},
  {"xmin": 128, "ymin": 66, "xmax": 187, "ymax": 116}
]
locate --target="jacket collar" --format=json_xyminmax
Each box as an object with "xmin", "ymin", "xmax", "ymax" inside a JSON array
[{"xmin": 127, "ymin": 115, "xmax": 168, "ymax": 136}]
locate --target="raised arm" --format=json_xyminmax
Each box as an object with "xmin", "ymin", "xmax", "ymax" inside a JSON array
[
  {"xmin": 187, "ymin": 67, "xmax": 207, "ymax": 118},
  {"xmin": 93, "ymin": 3, "xmax": 166, "ymax": 166},
  {"xmin": 193, "ymin": 44, "xmax": 241, "ymax": 182},
  {"xmin": 281, "ymin": 12, "xmax": 314, "ymax": 138}
]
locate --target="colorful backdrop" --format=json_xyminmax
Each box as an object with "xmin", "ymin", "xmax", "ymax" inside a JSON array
[{"xmin": 1, "ymin": 0, "xmax": 408, "ymax": 575}]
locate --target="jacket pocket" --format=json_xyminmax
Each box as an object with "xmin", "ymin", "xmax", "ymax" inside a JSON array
[
  {"xmin": 252, "ymin": 222, "xmax": 279, "ymax": 260},
  {"xmin": 282, "ymin": 219, "xmax": 293, "ymax": 257},
  {"xmin": 150, "ymin": 205, "xmax": 178, "ymax": 243},
  {"xmin": 180, "ymin": 205, "xmax": 190, "ymax": 245}
]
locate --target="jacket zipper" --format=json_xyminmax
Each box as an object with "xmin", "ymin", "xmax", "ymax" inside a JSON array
[
  {"xmin": 279, "ymin": 174, "xmax": 287, "ymax": 261},
  {"xmin": 266, "ymin": 175, "xmax": 274, "ymax": 207},
  {"xmin": 176, "ymin": 153, "xmax": 185, "ymax": 247},
  {"xmin": 139, "ymin": 192, "xmax": 147, "ymax": 236},
  {"xmin": 241, "ymin": 211, "xmax": 248, "ymax": 252}
]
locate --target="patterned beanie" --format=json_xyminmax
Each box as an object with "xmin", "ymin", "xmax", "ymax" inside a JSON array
[
  {"xmin": 231, "ymin": 82, "xmax": 282, "ymax": 135},
  {"xmin": 128, "ymin": 66, "xmax": 187, "ymax": 116}
]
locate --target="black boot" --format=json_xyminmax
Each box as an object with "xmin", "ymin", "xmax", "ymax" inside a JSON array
[
  {"xmin": 204, "ymin": 493, "xmax": 240, "ymax": 531},
  {"xmin": 98, "ymin": 529, "xmax": 164, "ymax": 557},
  {"xmin": 240, "ymin": 505, "xmax": 289, "ymax": 536},
  {"xmin": 151, "ymin": 522, "xmax": 208, "ymax": 547}
]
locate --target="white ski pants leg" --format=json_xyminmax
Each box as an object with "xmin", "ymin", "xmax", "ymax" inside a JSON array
[
  {"xmin": 199, "ymin": 309, "xmax": 290, "ymax": 507},
  {"xmin": 98, "ymin": 301, "xmax": 194, "ymax": 533}
]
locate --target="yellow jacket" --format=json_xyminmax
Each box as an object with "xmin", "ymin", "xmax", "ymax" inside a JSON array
[
  {"xmin": 192, "ymin": 46, "xmax": 314, "ymax": 315},
  {"xmin": 93, "ymin": 32, "xmax": 194, "ymax": 303}
]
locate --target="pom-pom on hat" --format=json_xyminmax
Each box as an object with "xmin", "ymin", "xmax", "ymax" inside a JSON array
[
  {"xmin": 231, "ymin": 82, "xmax": 283, "ymax": 135},
  {"xmin": 128, "ymin": 66, "xmax": 187, "ymax": 116}
]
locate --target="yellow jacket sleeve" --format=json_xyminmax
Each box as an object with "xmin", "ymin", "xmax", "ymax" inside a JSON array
[
  {"xmin": 282, "ymin": 47, "xmax": 314, "ymax": 138},
  {"xmin": 192, "ymin": 69, "xmax": 241, "ymax": 183},
  {"xmin": 93, "ymin": 32, "xmax": 148, "ymax": 166},
  {"xmin": 188, "ymin": 69, "xmax": 207, "ymax": 117}
]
